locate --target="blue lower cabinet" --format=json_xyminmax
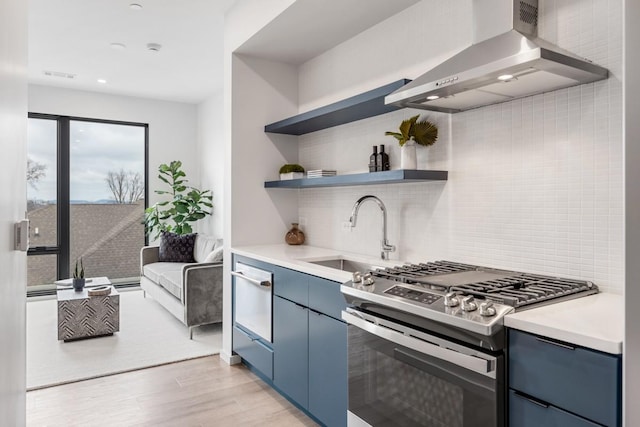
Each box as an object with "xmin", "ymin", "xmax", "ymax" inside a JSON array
[
  {"xmin": 508, "ymin": 329, "xmax": 621, "ymax": 427},
  {"xmin": 242, "ymin": 257, "xmax": 348, "ymax": 426},
  {"xmin": 309, "ymin": 310, "xmax": 348, "ymax": 427},
  {"xmin": 308, "ymin": 275, "xmax": 346, "ymax": 320},
  {"xmin": 509, "ymin": 390, "xmax": 600, "ymax": 427},
  {"xmin": 232, "ymin": 325, "xmax": 273, "ymax": 380},
  {"xmin": 273, "ymin": 295, "xmax": 309, "ymax": 409}
]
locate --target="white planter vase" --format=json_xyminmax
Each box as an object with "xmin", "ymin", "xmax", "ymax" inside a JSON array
[
  {"xmin": 280, "ymin": 172, "xmax": 304, "ymax": 180},
  {"xmin": 400, "ymin": 142, "xmax": 417, "ymax": 169}
]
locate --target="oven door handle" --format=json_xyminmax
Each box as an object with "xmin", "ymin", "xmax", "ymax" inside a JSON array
[
  {"xmin": 231, "ymin": 271, "xmax": 272, "ymax": 288},
  {"xmin": 342, "ymin": 310, "xmax": 496, "ymax": 377},
  {"xmin": 394, "ymin": 348, "xmax": 496, "ymax": 395}
]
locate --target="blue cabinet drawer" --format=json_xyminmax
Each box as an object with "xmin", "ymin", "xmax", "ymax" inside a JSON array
[
  {"xmin": 233, "ymin": 325, "xmax": 273, "ymax": 380},
  {"xmin": 509, "ymin": 329, "xmax": 621, "ymax": 427},
  {"xmin": 308, "ymin": 275, "xmax": 347, "ymax": 320},
  {"xmin": 273, "ymin": 265, "xmax": 308, "ymax": 306},
  {"xmin": 509, "ymin": 390, "xmax": 600, "ymax": 427}
]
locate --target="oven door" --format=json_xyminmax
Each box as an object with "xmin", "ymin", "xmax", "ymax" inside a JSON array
[
  {"xmin": 342, "ymin": 308, "xmax": 504, "ymax": 427},
  {"xmin": 231, "ymin": 261, "xmax": 273, "ymax": 343}
]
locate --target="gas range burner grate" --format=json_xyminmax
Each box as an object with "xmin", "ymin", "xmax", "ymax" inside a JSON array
[
  {"xmin": 372, "ymin": 260, "xmax": 476, "ymax": 285},
  {"xmin": 451, "ymin": 273, "xmax": 596, "ymax": 308},
  {"xmin": 371, "ymin": 260, "xmax": 598, "ymax": 308}
]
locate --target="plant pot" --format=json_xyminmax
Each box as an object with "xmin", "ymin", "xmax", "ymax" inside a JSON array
[
  {"xmin": 280, "ymin": 172, "xmax": 304, "ymax": 180},
  {"xmin": 400, "ymin": 141, "xmax": 417, "ymax": 169},
  {"xmin": 72, "ymin": 278, "xmax": 86, "ymax": 292}
]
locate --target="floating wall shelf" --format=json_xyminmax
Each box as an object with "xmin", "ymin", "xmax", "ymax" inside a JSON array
[
  {"xmin": 264, "ymin": 79, "xmax": 411, "ymax": 135},
  {"xmin": 264, "ymin": 169, "xmax": 448, "ymax": 189}
]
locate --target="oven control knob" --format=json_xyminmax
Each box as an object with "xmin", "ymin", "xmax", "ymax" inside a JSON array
[
  {"xmin": 461, "ymin": 295, "xmax": 477, "ymax": 312},
  {"xmin": 362, "ymin": 273, "xmax": 375, "ymax": 286},
  {"xmin": 443, "ymin": 292, "xmax": 459, "ymax": 307},
  {"xmin": 479, "ymin": 301, "xmax": 497, "ymax": 317}
]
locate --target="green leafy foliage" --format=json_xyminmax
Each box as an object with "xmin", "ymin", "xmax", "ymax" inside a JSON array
[
  {"xmin": 73, "ymin": 258, "xmax": 84, "ymax": 279},
  {"xmin": 385, "ymin": 114, "xmax": 438, "ymax": 147},
  {"xmin": 279, "ymin": 164, "xmax": 305, "ymax": 174},
  {"xmin": 144, "ymin": 160, "xmax": 213, "ymax": 240}
]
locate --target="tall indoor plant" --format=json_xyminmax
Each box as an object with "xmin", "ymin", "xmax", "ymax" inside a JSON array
[
  {"xmin": 144, "ymin": 160, "xmax": 213, "ymax": 240},
  {"xmin": 386, "ymin": 114, "xmax": 438, "ymax": 169}
]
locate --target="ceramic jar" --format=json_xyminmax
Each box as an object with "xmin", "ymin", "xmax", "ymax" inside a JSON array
[{"xmin": 285, "ymin": 223, "xmax": 305, "ymax": 245}]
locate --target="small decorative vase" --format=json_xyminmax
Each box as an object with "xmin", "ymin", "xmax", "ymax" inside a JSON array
[
  {"xmin": 400, "ymin": 141, "xmax": 417, "ymax": 170},
  {"xmin": 72, "ymin": 278, "xmax": 86, "ymax": 292},
  {"xmin": 285, "ymin": 223, "xmax": 305, "ymax": 245}
]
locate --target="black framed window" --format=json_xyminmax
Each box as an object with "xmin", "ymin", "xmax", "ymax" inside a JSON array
[{"xmin": 27, "ymin": 113, "xmax": 148, "ymax": 289}]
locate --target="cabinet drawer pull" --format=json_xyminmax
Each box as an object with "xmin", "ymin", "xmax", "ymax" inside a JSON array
[
  {"xmin": 535, "ymin": 336, "xmax": 576, "ymax": 350},
  {"xmin": 513, "ymin": 391, "xmax": 549, "ymax": 408}
]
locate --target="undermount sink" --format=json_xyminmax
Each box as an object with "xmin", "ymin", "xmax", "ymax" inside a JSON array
[{"xmin": 307, "ymin": 257, "xmax": 383, "ymax": 273}]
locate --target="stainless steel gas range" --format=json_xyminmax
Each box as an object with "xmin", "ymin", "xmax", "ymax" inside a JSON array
[{"xmin": 341, "ymin": 260, "xmax": 598, "ymax": 427}]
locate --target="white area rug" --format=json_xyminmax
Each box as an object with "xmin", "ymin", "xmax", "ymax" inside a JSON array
[{"xmin": 27, "ymin": 289, "xmax": 222, "ymax": 390}]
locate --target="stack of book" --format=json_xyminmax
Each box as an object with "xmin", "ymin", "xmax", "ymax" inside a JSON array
[{"xmin": 307, "ymin": 169, "xmax": 337, "ymax": 178}]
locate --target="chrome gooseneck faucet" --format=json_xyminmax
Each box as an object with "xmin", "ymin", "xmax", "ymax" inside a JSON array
[{"xmin": 349, "ymin": 195, "xmax": 396, "ymax": 260}]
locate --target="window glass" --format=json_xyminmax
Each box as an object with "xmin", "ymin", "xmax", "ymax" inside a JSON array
[{"xmin": 69, "ymin": 121, "xmax": 146, "ymax": 282}]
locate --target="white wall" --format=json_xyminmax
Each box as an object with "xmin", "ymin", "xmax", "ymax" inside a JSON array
[
  {"xmin": 0, "ymin": 0, "xmax": 27, "ymax": 423},
  {"xmin": 28, "ymin": 85, "xmax": 200, "ymax": 216},
  {"xmin": 624, "ymin": 0, "xmax": 640, "ymax": 423},
  {"xmin": 225, "ymin": 0, "xmax": 297, "ymax": 54},
  {"xmin": 295, "ymin": 0, "xmax": 624, "ymax": 294},
  {"xmin": 197, "ymin": 92, "xmax": 225, "ymax": 237},
  {"xmin": 221, "ymin": 0, "xmax": 299, "ymax": 363}
]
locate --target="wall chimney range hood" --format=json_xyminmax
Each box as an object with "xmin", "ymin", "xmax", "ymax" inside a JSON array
[{"xmin": 385, "ymin": 0, "xmax": 608, "ymax": 113}]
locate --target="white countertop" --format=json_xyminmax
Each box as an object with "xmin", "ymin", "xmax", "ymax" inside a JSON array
[
  {"xmin": 232, "ymin": 244, "xmax": 399, "ymax": 283},
  {"xmin": 505, "ymin": 293, "xmax": 623, "ymax": 354},
  {"xmin": 232, "ymin": 244, "xmax": 624, "ymax": 354}
]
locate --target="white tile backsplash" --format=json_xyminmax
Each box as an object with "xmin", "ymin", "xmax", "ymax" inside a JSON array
[{"xmin": 297, "ymin": 0, "xmax": 623, "ymax": 293}]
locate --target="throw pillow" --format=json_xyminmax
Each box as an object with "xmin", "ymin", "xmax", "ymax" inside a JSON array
[
  {"xmin": 193, "ymin": 234, "xmax": 217, "ymax": 263},
  {"xmin": 158, "ymin": 231, "xmax": 197, "ymax": 263},
  {"xmin": 204, "ymin": 246, "xmax": 223, "ymax": 263}
]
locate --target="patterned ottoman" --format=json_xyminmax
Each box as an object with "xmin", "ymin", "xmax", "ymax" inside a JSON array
[{"xmin": 57, "ymin": 287, "xmax": 120, "ymax": 341}]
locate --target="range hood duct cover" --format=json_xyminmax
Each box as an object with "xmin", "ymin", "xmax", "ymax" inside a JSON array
[{"xmin": 385, "ymin": 0, "xmax": 608, "ymax": 113}]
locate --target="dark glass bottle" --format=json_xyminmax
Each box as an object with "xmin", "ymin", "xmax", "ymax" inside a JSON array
[
  {"xmin": 378, "ymin": 144, "xmax": 390, "ymax": 171},
  {"xmin": 369, "ymin": 146, "xmax": 378, "ymax": 172}
]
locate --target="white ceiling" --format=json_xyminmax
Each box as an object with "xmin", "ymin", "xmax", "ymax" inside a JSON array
[
  {"xmin": 28, "ymin": 0, "xmax": 421, "ymax": 105},
  {"xmin": 28, "ymin": 0, "xmax": 237, "ymax": 104}
]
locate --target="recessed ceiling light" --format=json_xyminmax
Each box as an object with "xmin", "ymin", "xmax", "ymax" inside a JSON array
[
  {"xmin": 129, "ymin": 3, "xmax": 143, "ymax": 10},
  {"xmin": 97, "ymin": 79, "xmax": 107, "ymax": 84},
  {"xmin": 426, "ymin": 95, "xmax": 440, "ymax": 101},
  {"xmin": 110, "ymin": 42, "xmax": 126, "ymax": 50},
  {"xmin": 498, "ymin": 74, "xmax": 514, "ymax": 81},
  {"xmin": 146, "ymin": 43, "xmax": 162, "ymax": 52}
]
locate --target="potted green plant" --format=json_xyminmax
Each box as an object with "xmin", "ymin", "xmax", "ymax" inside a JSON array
[
  {"xmin": 279, "ymin": 164, "xmax": 305, "ymax": 180},
  {"xmin": 72, "ymin": 258, "xmax": 85, "ymax": 291},
  {"xmin": 144, "ymin": 160, "xmax": 213, "ymax": 240},
  {"xmin": 385, "ymin": 115, "xmax": 438, "ymax": 169}
]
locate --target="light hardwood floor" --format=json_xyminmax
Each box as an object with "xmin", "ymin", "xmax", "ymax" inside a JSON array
[{"xmin": 26, "ymin": 356, "xmax": 318, "ymax": 427}]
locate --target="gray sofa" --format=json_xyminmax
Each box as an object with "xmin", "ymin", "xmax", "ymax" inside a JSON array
[{"xmin": 139, "ymin": 234, "xmax": 223, "ymax": 338}]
